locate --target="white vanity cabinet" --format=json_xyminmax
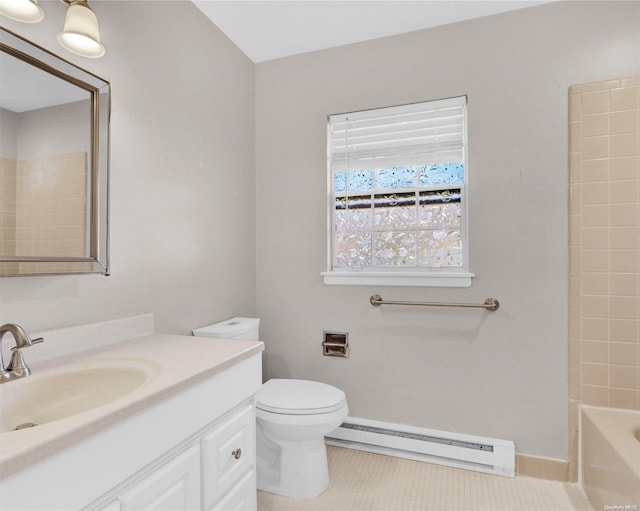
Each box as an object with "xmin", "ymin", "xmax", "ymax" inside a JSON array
[
  {"xmin": 96, "ymin": 402, "xmax": 256, "ymax": 511},
  {"xmin": 0, "ymin": 348, "xmax": 263, "ymax": 511}
]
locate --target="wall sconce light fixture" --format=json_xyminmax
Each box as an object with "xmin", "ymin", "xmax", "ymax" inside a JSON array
[
  {"xmin": 0, "ymin": 0, "xmax": 44, "ymax": 23},
  {"xmin": 57, "ymin": 0, "xmax": 105, "ymax": 58},
  {"xmin": 0, "ymin": 0, "xmax": 105, "ymax": 58}
]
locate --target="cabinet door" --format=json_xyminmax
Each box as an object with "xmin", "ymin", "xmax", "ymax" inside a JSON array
[
  {"xmin": 201, "ymin": 404, "xmax": 255, "ymax": 509},
  {"xmin": 97, "ymin": 500, "xmax": 121, "ymax": 511},
  {"xmin": 118, "ymin": 445, "xmax": 200, "ymax": 511},
  {"xmin": 210, "ymin": 471, "xmax": 255, "ymax": 511}
]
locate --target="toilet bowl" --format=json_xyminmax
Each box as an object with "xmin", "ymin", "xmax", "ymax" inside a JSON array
[{"xmin": 192, "ymin": 318, "xmax": 348, "ymax": 500}]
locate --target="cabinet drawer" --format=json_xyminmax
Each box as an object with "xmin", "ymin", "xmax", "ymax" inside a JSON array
[
  {"xmin": 210, "ymin": 471, "xmax": 255, "ymax": 511},
  {"xmin": 201, "ymin": 404, "xmax": 255, "ymax": 509}
]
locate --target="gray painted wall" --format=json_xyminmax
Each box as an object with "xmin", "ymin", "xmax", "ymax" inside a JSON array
[
  {"xmin": 254, "ymin": 1, "xmax": 640, "ymax": 458},
  {"xmin": 0, "ymin": 107, "xmax": 18, "ymax": 158},
  {"xmin": 16, "ymin": 100, "xmax": 90, "ymax": 158},
  {"xmin": 1, "ymin": 0, "xmax": 637, "ymax": 461},
  {"xmin": 0, "ymin": 1, "xmax": 256, "ymax": 335}
]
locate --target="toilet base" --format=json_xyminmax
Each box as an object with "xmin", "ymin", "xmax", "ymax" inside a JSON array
[{"xmin": 257, "ymin": 436, "xmax": 330, "ymax": 499}]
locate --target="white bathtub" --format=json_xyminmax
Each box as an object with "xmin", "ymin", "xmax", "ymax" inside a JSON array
[{"xmin": 581, "ymin": 406, "xmax": 640, "ymax": 511}]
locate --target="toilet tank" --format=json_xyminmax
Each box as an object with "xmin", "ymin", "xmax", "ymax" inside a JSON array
[{"xmin": 192, "ymin": 317, "xmax": 260, "ymax": 340}]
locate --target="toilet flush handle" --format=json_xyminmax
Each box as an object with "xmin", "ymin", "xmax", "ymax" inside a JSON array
[{"xmin": 232, "ymin": 448, "xmax": 242, "ymax": 460}]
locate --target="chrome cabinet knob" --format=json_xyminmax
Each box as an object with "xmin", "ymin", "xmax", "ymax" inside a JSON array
[{"xmin": 232, "ymin": 448, "xmax": 242, "ymax": 460}]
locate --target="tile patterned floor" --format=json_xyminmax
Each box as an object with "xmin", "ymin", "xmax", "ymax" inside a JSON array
[{"xmin": 258, "ymin": 446, "xmax": 593, "ymax": 511}]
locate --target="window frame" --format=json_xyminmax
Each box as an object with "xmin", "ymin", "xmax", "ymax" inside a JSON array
[{"xmin": 322, "ymin": 97, "xmax": 474, "ymax": 287}]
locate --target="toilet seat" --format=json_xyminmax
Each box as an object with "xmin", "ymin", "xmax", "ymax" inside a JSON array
[{"xmin": 256, "ymin": 379, "xmax": 346, "ymax": 415}]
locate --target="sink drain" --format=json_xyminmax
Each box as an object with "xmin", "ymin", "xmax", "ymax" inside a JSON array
[{"xmin": 14, "ymin": 422, "xmax": 38, "ymax": 430}]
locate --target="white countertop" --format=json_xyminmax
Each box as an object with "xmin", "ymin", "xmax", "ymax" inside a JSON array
[{"xmin": 0, "ymin": 333, "xmax": 264, "ymax": 479}]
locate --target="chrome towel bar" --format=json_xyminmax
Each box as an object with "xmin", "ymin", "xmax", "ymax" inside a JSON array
[{"xmin": 369, "ymin": 294, "xmax": 499, "ymax": 311}]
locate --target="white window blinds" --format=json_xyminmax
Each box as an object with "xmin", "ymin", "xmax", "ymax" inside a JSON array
[
  {"xmin": 330, "ymin": 96, "xmax": 466, "ymax": 172},
  {"xmin": 324, "ymin": 95, "xmax": 473, "ymax": 287}
]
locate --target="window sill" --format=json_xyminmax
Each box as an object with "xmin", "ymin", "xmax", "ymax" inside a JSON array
[{"xmin": 321, "ymin": 271, "xmax": 474, "ymax": 287}]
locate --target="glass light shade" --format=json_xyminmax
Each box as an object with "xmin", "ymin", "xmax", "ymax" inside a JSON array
[
  {"xmin": 0, "ymin": 0, "xmax": 44, "ymax": 23},
  {"xmin": 57, "ymin": 2, "xmax": 105, "ymax": 58}
]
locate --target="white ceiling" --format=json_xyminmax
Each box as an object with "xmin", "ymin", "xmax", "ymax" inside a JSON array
[
  {"xmin": 0, "ymin": 52, "xmax": 89, "ymax": 113},
  {"xmin": 192, "ymin": 0, "xmax": 551, "ymax": 63}
]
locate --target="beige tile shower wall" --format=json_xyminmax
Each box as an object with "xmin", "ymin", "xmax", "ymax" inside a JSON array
[
  {"xmin": 0, "ymin": 157, "xmax": 18, "ymax": 274},
  {"xmin": 15, "ymin": 152, "xmax": 88, "ymax": 259},
  {"xmin": 0, "ymin": 157, "xmax": 17, "ymax": 253},
  {"xmin": 568, "ymin": 76, "xmax": 640, "ymax": 480}
]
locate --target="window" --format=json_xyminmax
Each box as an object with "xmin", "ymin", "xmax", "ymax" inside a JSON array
[{"xmin": 323, "ymin": 96, "xmax": 473, "ymax": 287}]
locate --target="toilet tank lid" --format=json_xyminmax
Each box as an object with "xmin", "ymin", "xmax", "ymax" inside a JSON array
[
  {"xmin": 193, "ymin": 317, "xmax": 259, "ymax": 338},
  {"xmin": 256, "ymin": 379, "xmax": 346, "ymax": 413}
]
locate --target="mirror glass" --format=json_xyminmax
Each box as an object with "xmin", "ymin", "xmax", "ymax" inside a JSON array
[{"xmin": 0, "ymin": 28, "xmax": 110, "ymax": 276}]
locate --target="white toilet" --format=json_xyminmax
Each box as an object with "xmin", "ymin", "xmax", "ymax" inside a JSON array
[{"xmin": 193, "ymin": 317, "xmax": 348, "ymax": 499}]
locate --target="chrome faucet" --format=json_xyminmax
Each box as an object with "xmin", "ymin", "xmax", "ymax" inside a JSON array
[{"xmin": 0, "ymin": 324, "xmax": 44, "ymax": 383}]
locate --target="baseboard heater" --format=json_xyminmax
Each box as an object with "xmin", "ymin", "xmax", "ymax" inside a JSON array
[{"xmin": 325, "ymin": 416, "xmax": 515, "ymax": 478}]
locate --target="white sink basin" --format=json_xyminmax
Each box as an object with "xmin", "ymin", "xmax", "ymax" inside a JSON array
[{"xmin": 0, "ymin": 361, "xmax": 156, "ymax": 433}]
